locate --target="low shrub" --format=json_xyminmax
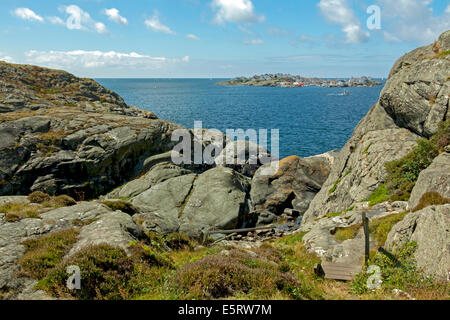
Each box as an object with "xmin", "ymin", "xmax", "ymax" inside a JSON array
[
  {"xmin": 102, "ymin": 200, "xmax": 138, "ymax": 215},
  {"xmin": 385, "ymin": 139, "xmax": 438, "ymax": 201},
  {"xmin": 52, "ymin": 195, "xmax": 77, "ymax": 207},
  {"xmin": 19, "ymin": 229, "xmax": 79, "ymax": 279},
  {"xmin": 171, "ymin": 249, "xmax": 303, "ymax": 300},
  {"xmin": 1, "ymin": 202, "xmax": 41, "ymax": 222},
  {"xmin": 28, "ymin": 191, "xmax": 51, "ymax": 204},
  {"xmin": 413, "ymin": 191, "xmax": 450, "ymax": 212},
  {"xmin": 37, "ymin": 244, "xmax": 135, "ymax": 300}
]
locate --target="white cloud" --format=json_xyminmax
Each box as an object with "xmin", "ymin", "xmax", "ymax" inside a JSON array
[
  {"xmin": 13, "ymin": 8, "xmax": 44, "ymax": 23},
  {"xmin": 244, "ymin": 38, "xmax": 263, "ymax": 45},
  {"xmin": 60, "ymin": 5, "xmax": 109, "ymax": 34},
  {"xmin": 376, "ymin": 0, "xmax": 450, "ymax": 44},
  {"xmin": 211, "ymin": 0, "xmax": 265, "ymax": 25},
  {"xmin": 48, "ymin": 16, "xmax": 65, "ymax": 26},
  {"xmin": 238, "ymin": 25, "xmax": 253, "ymax": 34},
  {"xmin": 145, "ymin": 11, "xmax": 175, "ymax": 35},
  {"xmin": 186, "ymin": 34, "xmax": 200, "ymax": 40},
  {"xmin": 0, "ymin": 53, "xmax": 14, "ymax": 63},
  {"xmin": 103, "ymin": 8, "xmax": 128, "ymax": 26},
  {"xmin": 318, "ymin": 0, "xmax": 369, "ymax": 44},
  {"xmin": 24, "ymin": 50, "xmax": 189, "ymax": 70}
]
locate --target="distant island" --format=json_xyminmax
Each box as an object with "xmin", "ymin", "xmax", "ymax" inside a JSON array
[{"xmin": 217, "ymin": 73, "xmax": 383, "ymax": 88}]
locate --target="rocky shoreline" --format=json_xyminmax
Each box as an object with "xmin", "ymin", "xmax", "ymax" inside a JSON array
[{"xmin": 0, "ymin": 31, "xmax": 449, "ymax": 300}]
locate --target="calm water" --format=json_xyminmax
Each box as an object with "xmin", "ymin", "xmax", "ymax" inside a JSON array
[{"xmin": 97, "ymin": 79, "xmax": 384, "ymax": 159}]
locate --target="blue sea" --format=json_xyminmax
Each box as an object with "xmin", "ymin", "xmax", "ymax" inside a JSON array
[{"xmin": 97, "ymin": 79, "xmax": 384, "ymax": 159}]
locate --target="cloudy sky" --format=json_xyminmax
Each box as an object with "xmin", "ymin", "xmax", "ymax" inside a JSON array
[{"xmin": 1, "ymin": 0, "xmax": 449, "ymax": 78}]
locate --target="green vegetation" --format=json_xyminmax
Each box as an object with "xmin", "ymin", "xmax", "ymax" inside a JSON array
[
  {"xmin": 334, "ymin": 224, "xmax": 362, "ymax": 242},
  {"xmin": 362, "ymin": 143, "xmax": 373, "ymax": 155},
  {"xmin": 1, "ymin": 202, "xmax": 41, "ymax": 222},
  {"xmin": 438, "ymin": 50, "xmax": 450, "ymax": 58},
  {"xmin": 102, "ymin": 200, "xmax": 138, "ymax": 215},
  {"xmin": 329, "ymin": 178, "xmax": 341, "ymax": 194},
  {"xmin": 351, "ymin": 242, "xmax": 447, "ymax": 297},
  {"xmin": 19, "ymin": 229, "xmax": 79, "ymax": 279},
  {"xmin": 368, "ymin": 212, "xmax": 409, "ymax": 246},
  {"xmin": 28, "ymin": 191, "xmax": 76, "ymax": 208},
  {"xmin": 366, "ymin": 120, "xmax": 450, "ymax": 204},
  {"xmin": 366, "ymin": 184, "xmax": 390, "ymax": 206},
  {"xmin": 324, "ymin": 206, "xmax": 354, "ymax": 219},
  {"xmin": 413, "ymin": 191, "xmax": 450, "ymax": 212},
  {"xmin": 333, "ymin": 211, "xmax": 409, "ymax": 245},
  {"xmin": 385, "ymin": 139, "xmax": 438, "ymax": 201},
  {"xmin": 329, "ymin": 171, "xmax": 352, "ymax": 194},
  {"xmin": 172, "ymin": 248, "xmax": 303, "ymax": 300}
]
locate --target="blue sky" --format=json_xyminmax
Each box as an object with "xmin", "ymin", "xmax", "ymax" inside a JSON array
[{"xmin": 1, "ymin": 0, "xmax": 449, "ymax": 78}]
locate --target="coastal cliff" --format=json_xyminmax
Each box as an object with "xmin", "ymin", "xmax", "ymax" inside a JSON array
[{"xmin": 0, "ymin": 31, "xmax": 449, "ymax": 300}]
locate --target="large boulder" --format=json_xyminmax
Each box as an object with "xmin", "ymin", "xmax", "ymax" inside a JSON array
[
  {"xmin": 408, "ymin": 152, "xmax": 450, "ymax": 210},
  {"xmin": 214, "ymin": 140, "xmax": 272, "ymax": 176},
  {"xmin": 385, "ymin": 205, "xmax": 450, "ymax": 281},
  {"xmin": 0, "ymin": 62, "xmax": 183, "ymax": 198},
  {"xmin": 178, "ymin": 167, "xmax": 251, "ymax": 236},
  {"xmin": 131, "ymin": 167, "xmax": 252, "ymax": 238},
  {"xmin": 301, "ymin": 31, "xmax": 450, "ymax": 227},
  {"xmin": 66, "ymin": 211, "xmax": 144, "ymax": 257},
  {"xmin": 250, "ymin": 153, "xmax": 335, "ymax": 217},
  {"xmin": 107, "ymin": 162, "xmax": 193, "ymax": 200},
  {"xmin": 132, "ymin": 174, "xmax": 198, "ymax": 234}
]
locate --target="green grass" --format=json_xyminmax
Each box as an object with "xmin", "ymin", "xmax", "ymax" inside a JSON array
[
  {"xmin": 334, "ymin": 224, "xmax": 362, "ymax": 242},
  {"xmin": 365, "ymin": 119, "xmax": 450, "ymax": 204},
  {"xmin": 350, "ymin": 242, "xmax": 444, "ymax": 296},
  {"xmin": 369, "ymin": 212, "xmax": 409, "ymax": 246},
  {"xmin": 366, "ymin": 184, "xmax": 390, "ymax": 206}
]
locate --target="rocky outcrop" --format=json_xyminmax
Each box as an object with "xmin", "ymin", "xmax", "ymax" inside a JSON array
[
  {"xmin": 120, "ymin": 166, "xmax": 252, "ymax": 238},
  {"xmin": 0, "ymin": 61, "xmax": 156, "ymax": 118},
  {"xmin": 408, "ymin": 152, "xmax": 450, "ymax": 210},
  {"xmin": 215, "ymin": 140, "xmax": 271, "ymax": 176},
  {"xmin": 385, "ymin": 205, "xmax": 450, "ymax": 281},
  {"xmin": 301, "ymin": 31, "xmax": 450, "ymax": 227},
  {"xmin": 0, "ymin": 201, "xmax": 114, "ymax": 299},
  {"xmin": 302, "ymin": 202, "xmax": 407, "ymax": 264},
  {"xmin": 250, "ymin": 153, "xmax": 335, "ymax": 218},
  {"xmin": 107, "ymin": 162, "xmax": 194, "ymax": 200},
  {"xmin": 0, "ymin": 62, "xmax": 183, "ymax": 199},
  {"xmin": 66, "ymin": 211, "xmax": 144, "ymax": 257}
]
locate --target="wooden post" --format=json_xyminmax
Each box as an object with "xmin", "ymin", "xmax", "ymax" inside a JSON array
[{"xmin": 362, "ymin": 212, "xmax": 370, "ymax": 267}]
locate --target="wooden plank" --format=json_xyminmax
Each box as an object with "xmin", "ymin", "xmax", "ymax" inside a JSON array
[{"xmin": 320, "ymin": 261, "xmax": 362, "ymax": 281}]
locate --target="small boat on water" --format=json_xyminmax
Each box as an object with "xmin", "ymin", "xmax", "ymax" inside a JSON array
[{"xmin": 338, "ymin": 90, "xmax": 351, "ymax": 96}]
